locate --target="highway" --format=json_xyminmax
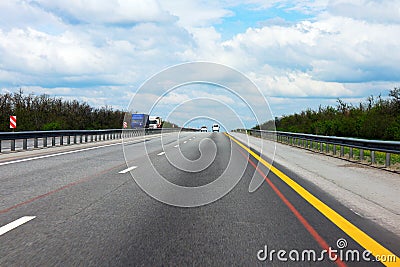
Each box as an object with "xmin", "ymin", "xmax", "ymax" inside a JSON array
[{"xmin": 0, "ymin": 132, "xmax": 399, "ymax": 266}]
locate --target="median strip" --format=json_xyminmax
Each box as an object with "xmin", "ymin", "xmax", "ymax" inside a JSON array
[{"xmin": 226, "ymin": 133, "xmax": 399, "ymax": 267}]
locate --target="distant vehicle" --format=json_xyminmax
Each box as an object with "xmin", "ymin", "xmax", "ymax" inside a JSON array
[
  {"xmin": 131, "ymin": 114, "xmax": 149, "ymax": 128},
  {"xmin": 212, "ymin": 124, "xmax": 220, "ymax": 132},
  {"xmin": 200, "ymin": 126, "xmax": 208, "ymax": 132},
  {"xmin": 149, "ymin": 116, "xmax": 162, "ymax": 128}
]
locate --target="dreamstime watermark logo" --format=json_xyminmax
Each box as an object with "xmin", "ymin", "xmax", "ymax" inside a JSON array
[
  {"xmin": 257, "ymin": 238, "xmax": 397, "ymax": 263},
  {"xmin": 122, "ymin": 62, "xmax": 276, "ymax": 207}
]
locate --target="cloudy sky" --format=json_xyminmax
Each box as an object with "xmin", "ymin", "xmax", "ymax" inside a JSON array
[{"xmin": 1, "ymin": 0, "xmax": 399, "ymax": 129}]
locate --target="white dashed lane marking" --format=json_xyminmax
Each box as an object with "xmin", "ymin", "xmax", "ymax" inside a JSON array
[
  {"xmin": 119, "ymin": 166, "xmax": 138, "ymax": 174},
  {"xmin": 0, "ymin": 216, "xmax": 36, "ymax": 236}
]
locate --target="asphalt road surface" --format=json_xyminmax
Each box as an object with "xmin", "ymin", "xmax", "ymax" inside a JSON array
[{"xmin": 0, "ymin": 132, "xmax": 399, "ymax": 266}]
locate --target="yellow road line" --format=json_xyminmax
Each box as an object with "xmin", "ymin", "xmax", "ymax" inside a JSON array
[{"xmin": 226, "ymin": 133, "xmax": 399, "ymax": 267}]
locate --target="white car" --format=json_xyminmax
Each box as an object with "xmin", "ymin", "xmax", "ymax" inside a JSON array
[
  {"xmin": 212, "ymin": 124, "xmax": 220, "ymax": 132},
  {"xmin": 200, "ymin": 126, "xmax": 208, "ymax": 132}
]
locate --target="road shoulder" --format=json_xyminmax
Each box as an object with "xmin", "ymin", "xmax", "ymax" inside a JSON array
[{"xmin": 230, "ymin": 132, "xmax": 400, "ymax": 237}]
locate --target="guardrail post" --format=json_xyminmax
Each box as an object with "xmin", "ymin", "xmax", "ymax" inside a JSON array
[
  {"xmin": 74, "ymin": 135, "xmax": 77, "ymax": 144},
  {"xmin": 67, "ymin": 136, "xmax": 70, "ymax": 145},
  {"xmin": 60, "ymin": 136, "xmax": 64, "ymax": 146},
  {"xmin": 349, "ymin": 147, "xmax": 353, "ymax": 159},
  {"xmin": 326, "ymin": 143, "xmax": 329, "ymax": 153},
  {"xmin": 320, "ymin": 142, "xmax": 323, "ymax": 152},
  {"xmin": 371, "ymin": 151, "xmax": 375, "ymax": 164},
  {"xmin": 23, "ymin": 139, "xmax": 27, "ymax": 150},
  {"xmin": 43, "ymin": 137, "xmax": 47, "ymax": 147},
  {"xmin": 360, "ymin": 149, "xmax": 364, "ymax": 161},
  {"xmin": 0, "ymin": 140, "xmax": 2, "ymax": 153},
  {"xmin": 90, "ymin": 135, "xmax": 93, "ymax": 142},
  {"xmin": 34, "ymin": 138, "xmax": 38, "ymax": 148},
  {"xmin": 80, "ymin": 135, "xmax": 83, "ymax": 143},
  {"xmin": 11, "ymin": 140, "xmax": 15, "ymax": 151},
  {"xmin": 385, "ymin": 153, "xmax": 391, "ymax": 167},
  {"xmin": 85, "ymin": 135, "xmax": 88, "ymax": 143},
  {"xmin": 333, "ymin": 145, "xmax": 336, "ymax": 155},
  {"xmin": 52, "ymin": 137, "xmax": 56, "ymax": 146},
  {"xmin": 340, "ymin": 146, "xmax": 344, "ymax": 157}
]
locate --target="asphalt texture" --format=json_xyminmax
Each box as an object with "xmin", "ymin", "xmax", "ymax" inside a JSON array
[{"xmin": 0, "ymin": 132, "xmax": 399, "ymax": 266}]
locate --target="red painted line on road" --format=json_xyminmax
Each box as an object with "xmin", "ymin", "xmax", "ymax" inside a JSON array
[
  {"xmin": 0, "ymin": 162, "xmax": 128, "ymax": 215},
  {"xmin": 237, "ymin": 148, "xmax": 346, "ymax": 267}
]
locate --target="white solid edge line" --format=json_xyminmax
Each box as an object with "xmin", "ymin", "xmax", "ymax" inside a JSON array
[
  {"xmin": 118, "ymin": 166, "xmax": 138, "ymax": 174},
  {"xmin": 0, "ymin": 135, "xmax": 162, "ymax": 167},
  {"xmin": 157, "ymin": 151, "xmax": 166, "ymax": 156},
  {"xmin": 0, "ymin": 216, "xmax": 36, "ymax": 236},
  {"xmin": 0, "ymin": 143, "xmax": 121, "ymax": 167}
]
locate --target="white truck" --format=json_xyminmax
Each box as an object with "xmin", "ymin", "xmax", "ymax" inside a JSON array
[{"xmin": 149, "ymin": 116, "xmax": 162, "ymax": 128}]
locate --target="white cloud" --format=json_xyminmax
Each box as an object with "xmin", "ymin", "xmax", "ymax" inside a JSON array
[
  {"xmin": 0, "ymin": 0, "xmax": 399, "ymax": 125},
  {"xmin": 34, "ymin": 0, "xmax": 173, "ymax": 25},
  {"xmin": 249, "ymin": 71, "xmax": 351, "ymax": 97},
  {"xmin": 0, "ymin": 1, "xmax": 65, "ymax": 31},
  {"xmin": 160, "ymin": 1, "xmax": 233, "ymax": 28},
  {"xmin": 158, "ymin": 92, "xmax": 191, "ymax": 105},
  {"xmin": 327, "ymin": 0, "xmax": 400, "ymax": 23},
  {"xmin": 0, "ymin": 28, "xmax": 107, "ymax": 75}
]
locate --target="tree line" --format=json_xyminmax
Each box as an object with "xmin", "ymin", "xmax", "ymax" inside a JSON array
[
  {"xmin": 0, "ymin": 90, "xmax": 125, "ymax": 131},
  {"xmin": 254, "ymin": 88, "xmax": 400, "ymax": 140}
]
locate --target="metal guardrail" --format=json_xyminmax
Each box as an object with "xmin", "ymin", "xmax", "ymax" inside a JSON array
[
  {"xmin": 234, "ymin": 129, "xmax": 400, "ymax": 168},
  {"xmin": 0, "ymin": 128, "xmax": 197, "ymax": 153}
]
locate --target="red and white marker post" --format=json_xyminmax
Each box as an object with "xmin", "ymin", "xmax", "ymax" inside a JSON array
[{"xmin": 10, "ymin": 116, "xmax": 17, "ymax": 129}]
